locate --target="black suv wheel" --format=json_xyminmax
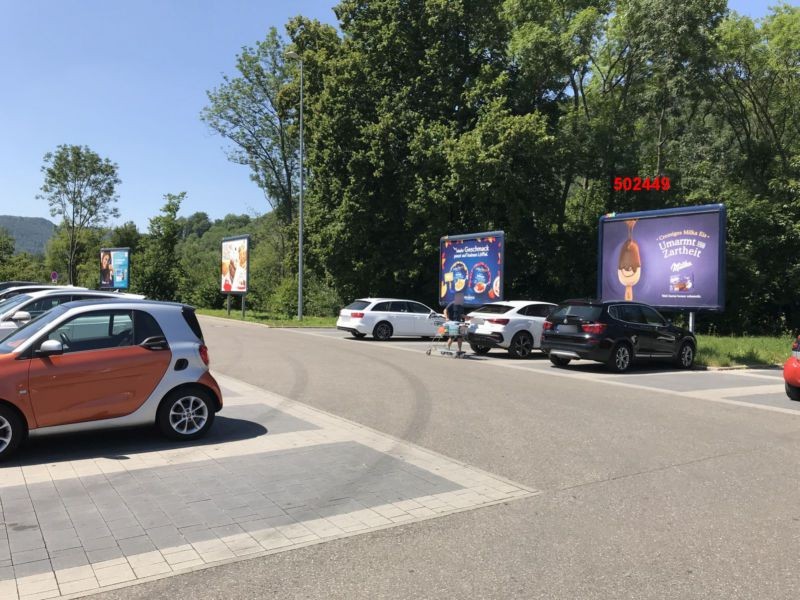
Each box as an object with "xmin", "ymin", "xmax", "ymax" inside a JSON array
[{"xmin": 607, "ymin": 342, "xmax": 633, "ymax": 373}]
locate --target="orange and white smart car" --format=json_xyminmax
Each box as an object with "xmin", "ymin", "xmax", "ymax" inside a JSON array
[{"xmin": 0, "ymin": 299, "xmax": 222, "ymax": 460}]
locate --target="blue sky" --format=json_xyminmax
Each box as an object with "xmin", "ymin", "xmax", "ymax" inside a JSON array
[{"xmin": 0, "ymin": 0, "xmax": 785, "ymax": 232}]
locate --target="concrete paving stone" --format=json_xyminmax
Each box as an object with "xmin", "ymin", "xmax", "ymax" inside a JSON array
[
  {"xmin": 54, "ymin": 563, "xmax": 95, "ymax": 584},
  {"xmin": 126, "ymin": 551, "xmax": 166, "ymax": 568},
  {"xmin": 18, "ymin": 589, "xmax": 60, "ymax": 600},
  {"xmin": 0, "ymin": 564, "xmax": 15, "ymax": 580},
  {"xmin": 166, "ymin": 558, "xmax": 204, "ymax": 571},
  {"xmin": 58, "ymin": 576, "xmax": 100, "ymax": 595},
  {"xmin": 77, "ymin": 532, "xmax": 116, "ymax": 550},
  {"xmin": 177, "ymin": 526, "xmax": 213, "ymax": 545},
  {"xmin": 48, "ymin": 547, "xmax": 88, "ymax": 571},
  {"xmin": 85, "ymin": 546, "xmax": 125, "ymax": 564},
  {"xmin": 93, "ymin": 563, "xmax": 136, "ymax": 587},
  {"xmin": 0, "ymin": 577, "xmax": 17, "ymax": 600},
  {"xmin": 15, "ymin": 572, "xmax": 57, "ymax": 595},
  {"xmin": 9, "ymin": 538, "xmax": 45, "ymax": 554},
  {"xmin": 11, "ymin": 548, "xmax": 49, "ymax": 565},
  {"xmin": 117, "ymin": 536, "xmax": 156, "ymax": 556},
  {"xmin": 130, "ymin": 561, "xmax": 171, "ymax": 579}
]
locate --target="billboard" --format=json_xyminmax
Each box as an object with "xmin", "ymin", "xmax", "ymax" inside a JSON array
[
  {"xmin": 221, "ymin": 235, "xmax": 250, "ymax": 294},
  {"xmin": 100, "ymin": 248, "xmax": 130, "ymax": 290},
  {"xmin": 439, "ymin": 231, "xmax": 504, "ymax": 306},
  {"xmin": 598, "ymin": 204, "xmax": 726, "ymax": 311}
]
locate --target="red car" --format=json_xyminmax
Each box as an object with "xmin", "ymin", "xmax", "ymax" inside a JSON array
[{"xmin": 783, "ymin": 336, "xmax": 800, "ymax": 401}]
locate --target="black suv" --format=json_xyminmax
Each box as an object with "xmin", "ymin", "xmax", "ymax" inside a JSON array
[{"xmin": 540, "ymin": 299, "xmax": 696, "ymax": 373}]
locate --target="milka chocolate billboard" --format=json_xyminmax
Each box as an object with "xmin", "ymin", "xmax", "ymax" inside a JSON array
[{"xmin": 598, "ymin": 204, "xmax": 726, "ymax": 311}]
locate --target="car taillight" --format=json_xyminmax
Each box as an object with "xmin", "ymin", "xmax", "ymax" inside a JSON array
[
  {"xmin": 199, "ymin": 344, "xmax": 209, "ymax": 366},
  {"xmin": 351, "ymin": 312, "xmax": 365, "ymax": 318},
  {"xmin": 581, "ymin": 322, "xmax": 607, "ymax": 335},
  {"xmin": 487, "ymin": 318, "xmax": 509, "ymax": 325},
  {"xmin": 543, "ymin": 321, "xmax": 553, "ymax": 331}
]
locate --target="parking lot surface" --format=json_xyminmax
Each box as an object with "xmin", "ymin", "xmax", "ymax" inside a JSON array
[
  {"xmin": 0, "ymin": 374, "xmax": 533, "ymax": 599},
  {"xmin": 5, "ymin": 318, "xmax": 800, "ymax": 599}
]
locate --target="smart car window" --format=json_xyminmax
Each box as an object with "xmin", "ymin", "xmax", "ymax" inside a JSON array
[
  {"xmin": 47, "ymin": 310, "xmax": 132, "ymax": 353},
  {"xmin": 0, "ymin": 305, "xmax": 69, "ymax": 354},
  {"xmin": 134, "ymin": 310, "xmax": 165, "ymax": 344}
]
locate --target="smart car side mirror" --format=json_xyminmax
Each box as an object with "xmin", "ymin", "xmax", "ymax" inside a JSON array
[
  {"xmin": 37, "ymin": 339, "xmax": 64, "ymax": 356},
  {"xmin": 11, "ymin": 311, "xmax": 31, "ymax": 322}
]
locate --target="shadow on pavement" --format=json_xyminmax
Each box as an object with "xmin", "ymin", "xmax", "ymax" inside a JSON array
[{"xmin": 15, "ymin": 416, "xmax": 267, "ymax": 466}]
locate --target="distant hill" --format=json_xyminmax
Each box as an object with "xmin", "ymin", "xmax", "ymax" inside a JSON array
[{"xmin": 0, "ymin": 215, "xmax": 56, "ymax": 255}]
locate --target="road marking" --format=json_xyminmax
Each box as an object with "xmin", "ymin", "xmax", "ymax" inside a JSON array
[{"xmin": 280, "ymin": 328, "xmax": 800, "ymax": 417}]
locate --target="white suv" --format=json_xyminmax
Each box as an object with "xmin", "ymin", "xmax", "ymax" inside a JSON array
[
  {"xmin": 466, "ymin": 300, "xmax": 556, "ymax": 358},
  {"xmin": 337, "ymin": 298, "xmax": 445, "ymax": 340}
]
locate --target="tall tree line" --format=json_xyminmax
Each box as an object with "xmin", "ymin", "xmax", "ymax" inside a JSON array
[{"xmin": 203, "ymin": 0, "xmax": 798, "ymax": 333}]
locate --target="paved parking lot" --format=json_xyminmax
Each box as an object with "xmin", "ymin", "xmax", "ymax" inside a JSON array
[
  {"xmin": 0, "ymin": 374, "xmax": 534, "ymax": 599},
  {"xmin": 301, "ymin": 328, "xmax": 794, "ymax": 414}
]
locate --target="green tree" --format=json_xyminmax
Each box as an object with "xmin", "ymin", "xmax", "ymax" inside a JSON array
[
  {"xmin": 135, "ymin": 194, "xmax": 186, "ymax": 301},
  {"xmin": 108, "ymin": 221, "xmax": 141, "ymax": 253},
  {"xmin": 202, "ymin": 28, "xmax": 299, "ymax": 225},
  {"xmin": 37, "ymin": 145, "xmax": 121, "ymax": 284}
]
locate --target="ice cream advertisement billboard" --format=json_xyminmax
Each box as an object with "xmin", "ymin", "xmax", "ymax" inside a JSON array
[
  {"xmin": 100, "ymin": 248, "xmax": 130, "ymax": 290},
  {"xmin": 598, "ymin": 204, "xmax": 726, "ymax": 311},
  {"xmin": 439, "ymin": 231, "xmax": 504, "ymax": 307},
  {"xmin": 220, "ymin": 235, "xmax": 249, "ymax": 294}
]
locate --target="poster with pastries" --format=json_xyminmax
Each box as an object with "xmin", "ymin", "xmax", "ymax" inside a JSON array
[
  {"xmin": 439, "ymin": 231, "xmax": 504, "ymax": 307},
  {"xmin": 220, "ymin": 235, "xmax": 250, "ymax": 295}
]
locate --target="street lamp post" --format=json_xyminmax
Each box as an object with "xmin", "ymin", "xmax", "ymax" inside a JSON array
[{"xmin": 286, "ymin": 51, "xmax": 304, "ymax": 321}]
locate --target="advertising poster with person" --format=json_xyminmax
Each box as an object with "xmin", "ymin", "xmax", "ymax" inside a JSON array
[
  {"xmin": 439, "ymin": 231, "xmax": 504, "ymax": 307},
  {"xmin": 220, "ymin": 235, "xmax": 249, "ymax": 294},
  {"xmin": 100, "ymin": 248, "xmax": 130, "ymax": 290},
  {"xmin": 598, "ymin": 204, "xmax": 726, "ymax": 310}
]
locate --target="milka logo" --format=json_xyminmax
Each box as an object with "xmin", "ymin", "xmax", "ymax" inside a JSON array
[{"xmin": 670, "ymin": 261, "xmax": 693, "ymax": 273}]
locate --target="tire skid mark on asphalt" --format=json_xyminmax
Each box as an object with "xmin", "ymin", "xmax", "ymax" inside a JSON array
[{"xmin": 281, "ymin": 328, "xmax": 800, "ymax": 417}]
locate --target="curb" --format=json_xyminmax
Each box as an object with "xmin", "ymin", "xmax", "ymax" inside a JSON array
[{"xmin": 701, "ymin": 364, "xmax": 782, "ymax": 371}]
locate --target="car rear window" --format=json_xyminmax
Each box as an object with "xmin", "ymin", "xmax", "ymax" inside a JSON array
[
  {"xmin": 472, "ymin": 304, "xmax": 515, "ymax": 314},
  {"xmin": 345, "ymin": 301, "xmax": 370, "ymax": 311},
  {"xmin": 135, "ymin": 310, "xmax": 166, "ymax": 344},
  {"xmin": 549, "ymin": 304, "xmax": 602, "ymax": 321},
  {"xmin": 182, "ymin": 307, "xmax": 204, "ymax": 342}
]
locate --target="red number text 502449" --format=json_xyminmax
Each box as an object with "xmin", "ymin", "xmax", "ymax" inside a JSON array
[{"xmin": 612, "ymin": 176, "xmax": 671, "ymax": 191}]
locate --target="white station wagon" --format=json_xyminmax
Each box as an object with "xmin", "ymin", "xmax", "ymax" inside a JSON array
[{"xmin": 337, "ymin": 298, "xmax": 445, "ymax": 340}]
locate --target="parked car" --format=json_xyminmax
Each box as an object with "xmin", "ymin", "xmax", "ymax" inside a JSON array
[
  {"xmin": 0, "ymin": 299, "xmax": 222, "ymax": 460},
  {"xmin": 0, "ymin": 289, "xmax": 144, "ymax": 339},
  {"xmin": 0, "ymin": 281, "xmax": 38, "ymax": 292},
  {"xmin": 783, "ymin": 335, "xmax": 800, "ymax": 401},
  {"xmin": 541, "ymin": 299, "xmax": 696, "ymax": 373},
  {"xmin": 0, "ymin": 284, "xmax": 87, "ymax": 302},
  {"xmin": 466, "ymin": 300, "xmax": 556, "ymax": 358},
  {"xmin": 337, "ymin": 298, "xmax": 445, "ymax": 340}
]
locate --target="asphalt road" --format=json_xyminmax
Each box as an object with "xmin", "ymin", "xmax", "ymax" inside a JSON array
[{"xmin": 96, "ymin": 318, "xmax": 800, "ymax": 599}]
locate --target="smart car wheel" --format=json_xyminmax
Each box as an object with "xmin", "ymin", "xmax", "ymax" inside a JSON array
[
  {"xmin": 470, "ymin": 343, "xmax": 491, "ymax": 355},
  {"xmin": 373, "ymin": 321, "xmax": 393, "ymax": 341},
  {"xmin": 157, "ymin": 387, "xmax": 215, "ymax": 441},
  {"xmin": 0, "ymin": 405, "xmax": 24, "ymax": 461},
  {"xmin": 786, "ymin": 383, "xmax": 800, "ymax": 402},
  {"xmin": 508, "ymin": 332, "xmax": 533, "ymax": 359},
  {"xmin": 608, "ymin": 342, "xmax": 633, "ymax": 373},
  {"xmin": 675, "ymin": 341, "xmax": 695, "ymax": 369}
]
